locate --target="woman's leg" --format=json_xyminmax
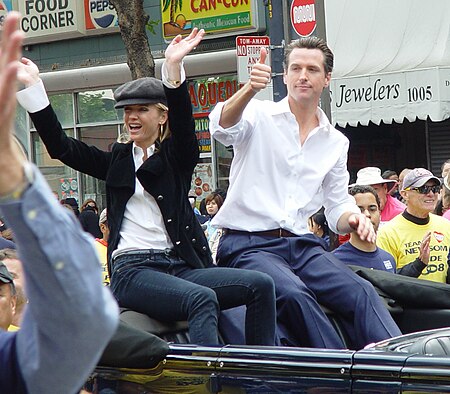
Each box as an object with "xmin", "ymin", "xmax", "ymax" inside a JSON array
[
  {"xmin": 178, "ymin": 267, "xmax": 276, "ymax": 346},
  {"xmin": 112, "ymin": 266, "xmax": 220, "ymax": 345}
]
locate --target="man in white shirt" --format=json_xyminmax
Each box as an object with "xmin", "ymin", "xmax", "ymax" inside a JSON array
[{"xmin": 209, "ymin": 37, "xmax": 401, "ymax": 349}]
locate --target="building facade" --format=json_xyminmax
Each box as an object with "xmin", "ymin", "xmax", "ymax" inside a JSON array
[{"xmin": 8, "ymin": 0, "xmax": 450, "ymax": 208}]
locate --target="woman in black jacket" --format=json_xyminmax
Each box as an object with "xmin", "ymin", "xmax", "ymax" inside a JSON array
[{"xmin": 16, "ymin": 28, "xmax": 276, "ymax": 346}]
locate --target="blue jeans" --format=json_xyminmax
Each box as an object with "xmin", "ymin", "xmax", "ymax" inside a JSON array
[{"xmin": 110, "ymin": 249, "xmax": 276, "ymax": 345}]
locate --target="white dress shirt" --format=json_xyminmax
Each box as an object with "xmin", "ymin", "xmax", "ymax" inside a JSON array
[
  {"xmin": 209, "ymin": 97, "xmax": 359, "ymax": 235},
  {"xmin": 115, "ymin": 144, "xmax": 174, "ymax": 253}
]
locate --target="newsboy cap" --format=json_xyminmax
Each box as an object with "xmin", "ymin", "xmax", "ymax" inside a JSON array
[{"xmin": 114, "ymin": 77, "xmax": 167, "ymax": 109}]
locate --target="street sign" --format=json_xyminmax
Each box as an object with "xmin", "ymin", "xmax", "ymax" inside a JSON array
[
  {"xmin": 236, "ymin": 35, "xmax": 271, "ymax": 84},
  {"xmin": 290, "ymin": 0, "xmax": 317, "ymax": 37}
]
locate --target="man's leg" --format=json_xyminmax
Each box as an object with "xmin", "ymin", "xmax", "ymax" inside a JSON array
[
  {"xmin": 289, "ymin": 236, "xmax": 402, "ymax": 349},
  {"xmin": 218, "ymin": 233, "xmax": 344, "ymax": 348}
]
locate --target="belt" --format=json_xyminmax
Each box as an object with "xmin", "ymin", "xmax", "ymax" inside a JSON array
[
  {"xmin": 225, "ymin": 228, "xmax": 298, "ymax": 238},
  {"xmin": 112, "ymin": 248, "xmax": 177, "ymax": 262}
]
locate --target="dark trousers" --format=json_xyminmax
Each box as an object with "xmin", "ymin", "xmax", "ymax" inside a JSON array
[
  {"xmin": 217, "ymin": 232, "xmax": 402, "ymax": 349},
  {"xmin": 110, "ymin": 250, "xmax": 276, "ymax": 346}
]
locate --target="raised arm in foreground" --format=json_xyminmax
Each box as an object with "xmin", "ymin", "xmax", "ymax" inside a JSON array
[{"xmin": 0, "ymin": 12, "xmax": 118, "ymax": 394}]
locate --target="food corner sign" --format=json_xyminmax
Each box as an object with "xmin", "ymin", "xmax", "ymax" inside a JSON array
[
  {"xmin": 161, "ymin": 0, "xmax": 264, "ymax": 41},
  {"xmin": 14, "ymin": 0, "xmax": 118, "ymax": 44},
  {"xmin": 290, "ymin": 0, "xmax": 316, "ymax": 37}
]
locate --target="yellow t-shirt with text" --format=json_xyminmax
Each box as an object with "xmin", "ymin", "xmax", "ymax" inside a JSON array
[
  {"xmin": 377, "ymin": 213, "xmax": 450, "ymax": 283},
  {"xmin": 95, "ymin": 239, "xmax": 110, "ymax": 286}
]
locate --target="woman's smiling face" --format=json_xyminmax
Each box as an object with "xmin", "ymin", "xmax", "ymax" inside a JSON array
[{"xmin": 124, "ymin": 104, "xmax": 168, "ymax": 149}]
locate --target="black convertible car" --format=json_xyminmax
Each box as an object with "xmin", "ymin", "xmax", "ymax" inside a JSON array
[{"xmin": 84, "ymin": 267, "xmax": 450, "ymax": 393}]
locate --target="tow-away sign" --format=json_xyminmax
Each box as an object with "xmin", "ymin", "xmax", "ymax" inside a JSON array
[{"xmin": 236, "ymin": 36, "xmax": 271, "ymax": 84}]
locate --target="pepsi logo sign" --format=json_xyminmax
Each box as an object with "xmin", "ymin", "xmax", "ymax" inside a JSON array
[
  {"xmin": 0, "ymin": 0, "xmax": 11, "ymax": 27},
  {"xmin": 89, "ymin": 0, "xmax": 117, "ymax": 29}
]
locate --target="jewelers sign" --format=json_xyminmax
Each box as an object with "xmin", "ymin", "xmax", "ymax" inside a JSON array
[{"xmin": 331, "ymin": 67, "xmax": 450, "ymax": 127}]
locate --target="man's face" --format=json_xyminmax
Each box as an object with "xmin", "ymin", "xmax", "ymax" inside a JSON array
[
  {"xmin": 371, "ymin": 183, "xmax": 388, "ymax": 211},
  {"xmin": 0, "ymin": 282, "xmax": 16, "ymax": 330},
  {"xmin": 3, "ymin": 258, "xmax": 27, "ymax": 310},
  {"xmin": 401, "ymin": 180, "xmax": 440, "ymax": 218},
  {"xmin": 388, "ymin": 175, "xmax": 399, "ymax": 196},
  {"xmin": 283, "ymin": 48, "xmax": 331, "ymax": 106},
  {"xmin": 354, "ymin": 192, "xmax": 381, "ymax": 232}
]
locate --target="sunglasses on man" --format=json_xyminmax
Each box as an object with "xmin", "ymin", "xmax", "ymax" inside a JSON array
[{"xmin": 404, "ymin": 185, "xmax": 441, "ymax": 194}]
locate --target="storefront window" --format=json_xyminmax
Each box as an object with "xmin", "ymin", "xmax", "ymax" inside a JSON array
[
  {"xmin": 188, "ymin": 75, "xmax": 238, "ymax": 196},
  {"xmin": 31, "ymin": 130, "xmax": 78, "ymax": 201},
  {"xmin": 79, "ymin": 125, "xmax": 121, "ymax": 210},
  {"xmin": 213, "ymin": 139, "xmax": 233, "ymax": 191},
  {"xmin": 49, "ymin": 93, "xmax": 74, "ymax": 128},
  {"xmin": 14, "ymin": 105, "xmax": 30, "ymax": 158},
  {"xmin": 77, "ymin": 90, "xmax": 122, "ymax": 124}
]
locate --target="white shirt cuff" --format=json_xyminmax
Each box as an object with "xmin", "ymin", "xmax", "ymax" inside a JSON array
[
  {"xmin": 16, "ymin": 79, "xmax": 50, "ymax": 113},
  {"xmin": 161, "ymin": 60, "xmax": 186, "ymax": 88}
]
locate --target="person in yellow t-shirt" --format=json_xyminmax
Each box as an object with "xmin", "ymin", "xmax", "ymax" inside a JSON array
[
  {"xmin": 95, "ymin": 209, "xmax": 110, "ymax": 286},
  {"xmin": 377, "ymin": 168, "xmax": 450, "ymax": 283}
]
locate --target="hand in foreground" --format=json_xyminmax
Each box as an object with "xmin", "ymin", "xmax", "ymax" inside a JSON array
[
  {"xmin": 17, "ymin": 56, "xmax": 40, "ymax": 87},
  {"xmin": 348, "ymin": 212, "xmax": 376, "ymax": 243},
  {"xmin": 0, "ymin": 12, "xmax": 26, "ymax": 196},
  {"xmin": 419, "ymin": 231, "xmax": 431, "ymax": 265},
  {"xmin": 249, "ymin": 47, "xmax": 271, "ymax": 93}
]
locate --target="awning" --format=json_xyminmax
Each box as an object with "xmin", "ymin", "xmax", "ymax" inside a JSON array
[
  {"xmin": 325, "ymin": 0, "xmax": 450, "ymax": 127},
  {"xmin": 330, "ymin": 66, "xmax": 450, "ymax": 126}
]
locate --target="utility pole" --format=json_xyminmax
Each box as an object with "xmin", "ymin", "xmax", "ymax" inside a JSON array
[{"xmin": 266, "ymin": 1, "xmax": 287, "ymax": 102}]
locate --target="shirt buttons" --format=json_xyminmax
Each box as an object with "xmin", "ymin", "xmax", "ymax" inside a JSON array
[
  {"xmin": 185, "ymin": 225, "xmax": 190, "ymax": 230},
  {"xmin": 27, "ymin": 210, "xmax": 37, "ymax": 220},
  {"xmin": 54, "ymin": 261, "xmax": 65, "ymax": 270},
  {"xmin": 157, "ymin": 195, "xmax": 164, "ymax": 201},
  {"xmin": 176, "ymin": 241, "xmax": 181, "ymax": 245},
  {"xmin": 167, "ymin": 218, "xmax": 172, "ymax": 223},
  {"xmin": 192, "ymin": 238, "xmax": 196, "ymax": 243},
  {"xmin": 202, "ymin": 246, "xmax": 207, "ymax": 251}
]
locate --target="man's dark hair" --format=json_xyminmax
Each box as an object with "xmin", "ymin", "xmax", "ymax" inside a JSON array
[
  {"xmin": 349, "ymin": 185, "xmax": 381, "ymax": 209},
  {"xmin": 382, "ymin": 170, "xmax": 397, "ymax": 179},
  {"xmin": 283, "ymin": 36, "xmax": 334, "ymax": 74}
]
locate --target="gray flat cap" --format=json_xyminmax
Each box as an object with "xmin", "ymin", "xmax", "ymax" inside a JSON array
[{"xmin": 114, "ymin": 77, "xmax": 167, "ymax": 109}]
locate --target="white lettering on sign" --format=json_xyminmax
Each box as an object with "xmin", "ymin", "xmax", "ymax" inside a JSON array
[
  {"xmin": 236, "ymin": 36, "xmax": 270, "ymax": 84},
  {"xmin": 292, "ymin": 4, "xmax": 315, "ymax": 23}
]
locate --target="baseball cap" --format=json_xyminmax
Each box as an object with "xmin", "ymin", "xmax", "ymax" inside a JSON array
[
  {"xmin": 402, "ymin": 168, "xmax": 441, "ymax": 190},
  {"xmin": 0, "ymin": 262, "xmax": 14, "ymax": 284}
]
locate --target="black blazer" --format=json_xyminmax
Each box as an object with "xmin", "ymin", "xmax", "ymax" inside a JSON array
[{"xmin": 29, "ymin": 82, "xmax": 213, "ymax": 272}]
